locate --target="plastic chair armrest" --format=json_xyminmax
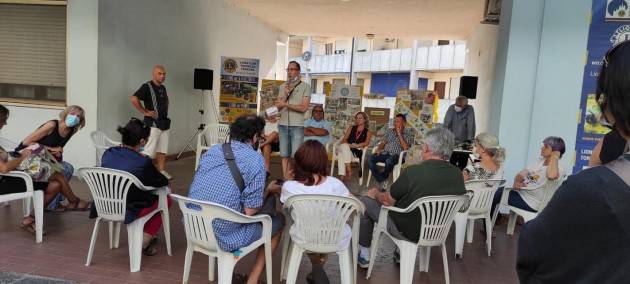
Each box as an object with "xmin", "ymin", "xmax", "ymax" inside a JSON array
[
  {"xmin": 381, "ymin": 203, "xmax": 414, "ymax": 214},
  {"xmin": 397, "ymin": 150, "xmax": 407, "ymax": 165},
  {"xmin": 2, "ymin": 171, "xmax": 34, "ymax": 192}
]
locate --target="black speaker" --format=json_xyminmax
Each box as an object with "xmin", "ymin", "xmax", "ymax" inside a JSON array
[
  {"xmin": 459, "ymin": 76, "xmax": 478, "ymax": 99},
  {"xmin": 194, "ymin": 68, "xmax": 213, "ymax": 90}
]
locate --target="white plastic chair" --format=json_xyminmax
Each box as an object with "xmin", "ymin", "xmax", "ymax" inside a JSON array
[
  {"xmin": 279, "ymin": 194, "xmax": 365, "ymax": 284},
  {"xmin": 79, "ymin": 167, "xmax": 172, "ymax": 272},
  {"xmin": 0, "ymin": 136, "xmax": 18, "ymax": 150},
  {"xmin": 496, "ymin": 176, "xmax": 565, "ymax": 235},
  {"xmin": 90, "ymin": 131, "xmax": 120, "ymax": 166},
  {"xmin": 0, "ymin": 171, "xmax": 44, "ymax": 243},
  {"xmin": 195, "ymin": 124, "xmax": 230, "ymax": 170},
  {"xmin": 331, "ymin": 143, "xmax": 369, "ymax": 185},
  {"xmin": 0, "ymin": 137, "xmax": 19, "ymax": 207},
  {"xmin": 365, "ymin": 148, "xmax": 407, "ymax": 186},
  {"xmin": 170, "ymin": 194, "xmax": 273, "ymax": 284},
  {"xmin": 454, "ymin": 179, "xmax": 505, "ymax": 259},
  {"xmin": 366, "ymin": 195, "xmax": 468, "ymax": 284}
]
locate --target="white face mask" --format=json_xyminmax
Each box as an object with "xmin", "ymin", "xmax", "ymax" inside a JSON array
[
  {"xmin": 599, "ymin": 112, "xmax": 613, "ymax": 128},
  {"xmin": 454, "ymin": 106, "xmax": 463, "ymax": 112}
]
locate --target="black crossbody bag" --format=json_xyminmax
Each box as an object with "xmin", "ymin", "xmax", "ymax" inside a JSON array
[
  {"xmin": 222, "ymin": 143, "xmax": 245, "ymax": 192},
  {"xmin": 146, "ymin": 82, "xmax": 171, "ymax": 130}
]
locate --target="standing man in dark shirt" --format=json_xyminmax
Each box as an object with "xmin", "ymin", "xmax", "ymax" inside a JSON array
[{"xmin": 131, "ymin": 65, "xmax": 172, "ymax": 180}]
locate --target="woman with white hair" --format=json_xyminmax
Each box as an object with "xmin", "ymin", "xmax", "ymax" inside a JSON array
[
  {"xmin": 17, "ymin": 105, "xmax": 90, "ymax": 210},
  {"xmin": 490, "ymin": 136, "xmax": 564, "ymax": 219},
  {"xmin": 463, "ymin": 132, "xmax": 505, "ymax": 181}
]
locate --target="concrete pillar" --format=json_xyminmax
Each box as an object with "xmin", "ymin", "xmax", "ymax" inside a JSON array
[
  {"xmin": 304, "ymin": 36, "xmax": 312, "ymax": 83},
  {"xmin": 409, "ymin": 39, "xmax": 419, "ymax": 90}
]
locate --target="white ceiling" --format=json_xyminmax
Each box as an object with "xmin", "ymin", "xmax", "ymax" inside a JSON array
[{"xmin": 224, "ymin": 0, "xmax": 486, "ymax": 39}]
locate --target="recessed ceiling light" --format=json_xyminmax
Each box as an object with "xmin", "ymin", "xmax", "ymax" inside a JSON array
[{"xmin": 340, "ymin": 0, "xmax": 351, "ymax": 2}]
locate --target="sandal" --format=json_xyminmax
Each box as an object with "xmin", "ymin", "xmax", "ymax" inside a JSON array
[
  {"xmin": 48, "ymin": 204, "xmax": 68, "ymax": 213},
  {"xmin": 20, "ymin": 216, "xmax": 46, "ymax": 236},
  {"xmin": 232, "ymin": 273, "xmax": 247, "ymax": 284},
  {"xmin": 141, "ymin": 236, "xmax": 159, "ymax": 256},
  {"xmin": 67, "ymin": 198, "xmax": 92, "ymax": 211}
]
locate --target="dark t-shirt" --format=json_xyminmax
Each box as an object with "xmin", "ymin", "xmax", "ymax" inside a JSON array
[
  {"xmin": 133, "ymin": 81, "xmax": 169, "ymax": 124},
  {"xmin": 600, "ymin": 128, "xmax": 627, "ymax": 164},
  {"xmin": 101, "ymin": 146, "xmax": 168, "ymax": 209},
  {"xmin": 389, "ymin": 159, "xmax": 466, "ymax": 242},
  {"xmin": 517, "ymin": 155, "xmax": 630, "ymax": 283}
]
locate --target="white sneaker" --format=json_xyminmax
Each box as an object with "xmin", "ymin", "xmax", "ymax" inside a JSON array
[{"xmin": 160, "ymin": 170, "xmax": 173, "ymax": 180}]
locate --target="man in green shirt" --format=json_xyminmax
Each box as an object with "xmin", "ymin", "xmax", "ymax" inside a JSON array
[{"xmin": 356, "ymin": 127, "xmax": 466, "ymax": 268}]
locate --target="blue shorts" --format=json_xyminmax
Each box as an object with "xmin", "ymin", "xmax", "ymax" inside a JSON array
[{"xmin": 278, "ymin": 125, "xmax": 304, "ymax": 158}]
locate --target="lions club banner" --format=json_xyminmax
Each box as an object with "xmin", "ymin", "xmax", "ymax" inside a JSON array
[{"xmin": 573, "ymin": 0, "xmax": 630, "ymax": 173}]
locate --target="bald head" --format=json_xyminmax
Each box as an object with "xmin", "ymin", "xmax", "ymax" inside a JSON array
[{"xmin": 152, "ymin": 65, "xmax": 166, "ymax": 85}]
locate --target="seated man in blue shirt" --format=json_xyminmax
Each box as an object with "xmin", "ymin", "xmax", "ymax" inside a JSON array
[
  {"xmin": 304, "ymin": 104, "xmax": 332, "ymax": 146},
  {"xmin": 188, "ymin": 114, "xmax": 284, "ymax": 284}
]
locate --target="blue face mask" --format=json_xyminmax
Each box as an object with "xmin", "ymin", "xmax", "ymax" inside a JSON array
[
  {"xmin": 65, "ymin": 114, "xmax": 80, "ymax": 128},
  {"xmin": 138, "ymin": 146, "xmax": 145, "ymax": 153}
]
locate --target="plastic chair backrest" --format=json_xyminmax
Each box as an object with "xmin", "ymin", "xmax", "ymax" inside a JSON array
[
  {"xmin": 199, "ymin": 124, "xmax": 230, "ymax": 147},
  {"xmin": 464, "ymin": 179, "xmax": 505, "ymax": 215},
  {"xmin": 171, "ymin": 194, "xmax": 259, "ymax": 253},
  {"xmin": 284, "ymin": 194, "xmax": 365, "ymax": 252},
  {"xmin": 90, "ymin": 131, "xmax": 120, "ymax": 166},
  {"xmin": 0, "ymin": 137, "xmax": 18, "ymax": 150},
  {"xmin": 79, "ymin": 167, "xmax": 143, "ymax": 222},
  {"xmin": 537, "ymin": 175, "xmax": 565, "ymax": 211},
  {"xmin": 414, "ymin": 195, "xmax": 468, "ymax": 247}
]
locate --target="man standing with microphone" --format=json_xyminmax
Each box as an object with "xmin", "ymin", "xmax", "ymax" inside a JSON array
[
  {"xmin": 131, "ymin": 64, "xmax": 172, "ymax": 179},
  {"xmin": 275, "ymin": 61, "xmax": 311, "ymax": 176}
]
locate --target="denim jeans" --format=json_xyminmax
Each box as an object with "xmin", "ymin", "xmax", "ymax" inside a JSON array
[
  {"xmin": 278, "ymin": 125, "xmax": 304, "ymax": 158},
  {"xmin": 47, "ymin": 161, "xmax": 74, "ymax": 210},
  {"xmin": 368, "ymin": 152, "xmax": 400, "ymax": 183}
]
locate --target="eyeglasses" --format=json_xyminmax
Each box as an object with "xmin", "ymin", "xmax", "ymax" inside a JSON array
[
  {"xmin": 286, "ymin": 68, "xmax": 299, "ymax": 71},
  {"xmin": 313, "ymin": 110, "xmax": 323, "ymax": 113}
]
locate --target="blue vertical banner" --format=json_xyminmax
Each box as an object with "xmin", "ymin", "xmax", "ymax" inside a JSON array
[{"xmin": 573, "ymin": 0, "xmax": 630, "ymax": 173}]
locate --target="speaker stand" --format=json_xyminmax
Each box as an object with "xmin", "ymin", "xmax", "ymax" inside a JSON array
[{"xmin": 175, "ymin": 90, "xmax": 209, "ymax": 160}]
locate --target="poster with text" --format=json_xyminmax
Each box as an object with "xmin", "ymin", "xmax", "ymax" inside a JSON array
[
  {"xmin": 219, "ymin": 57, "xmax": 259, "ymax": 123},
  {"xmin": 364, "ymin": 107, "xmax": 390, "ymax": 147},
  {"xmin": 394, "ymin": 89, "xmax": 436, "ymax": 142},
  {"xmin": 573, "ymin": 0, "xmax": 630, "ymax": 173},
  {"xmin": 259, "ymin": 79, "xmax": 284, "ymax": 116},
  {"xmin": 324, "ymin": 84, "xmax": 362, "ymax": 141},
  {"xmin": 394, "ymin": 89, "xmax": 437, "ymax": 165}
]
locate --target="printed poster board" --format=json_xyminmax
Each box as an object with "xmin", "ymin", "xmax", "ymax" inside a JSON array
[
  {"xmin": 324, "ymin": 84, "xmax": 362, "ymax": 141},
  {"xmin": 219, "ymin": 57, "xmax": 259, "ymax": 123}
]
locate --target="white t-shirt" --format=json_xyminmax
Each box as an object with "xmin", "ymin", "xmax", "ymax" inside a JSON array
[
  {"xmin": 518, "ymin": 159, "xmax": 564, "ymax": 210},
  {"xmin": 264, "ymin": 121, "xmax": 278, "ymax": 136},
  {"xmin": 280, "ymin": 177, "xmax": 352, "ymax": 250}
]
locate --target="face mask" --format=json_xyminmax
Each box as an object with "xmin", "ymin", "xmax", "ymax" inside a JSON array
[
  {"xmin": 138, "ymin": 146, "xmax": 145, "ymax": 153},
  {"xmin": 599, "ymin": 112, "xmax": 613, "ymax": 128},
  {"xmin": 472, "ymin": 152, "xmax": 481, "ymax": 162},
  {"xmin": 65, "ymin": 114, "xmax": 80, "ymax": 127},
  {"xmin": 454, "ymin": 106, "xmax": 463, "ymax": 113}
]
